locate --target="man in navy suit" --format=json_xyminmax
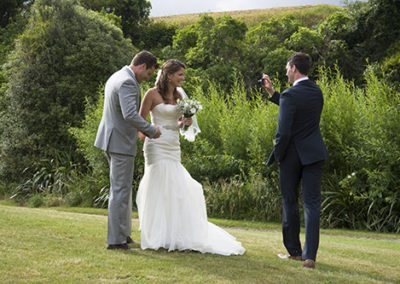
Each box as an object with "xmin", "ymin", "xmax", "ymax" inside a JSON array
[{"xmin": 262, "ymin": 52, "xmax": 328, "ymax": 269}]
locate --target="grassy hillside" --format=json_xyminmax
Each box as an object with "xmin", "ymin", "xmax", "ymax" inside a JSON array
[
  {"xmin": 151, "ymin": 4, "xmax": 343, "ymax": 28},
  {"xmin": 1, "ymin": 203, "xmax": 399, "ymax": 283}
]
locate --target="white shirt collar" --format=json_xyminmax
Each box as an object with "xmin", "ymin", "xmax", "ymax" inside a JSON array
[{"xmin": 293, "ymin": 76, "xmax": 309, "ymax": 86}]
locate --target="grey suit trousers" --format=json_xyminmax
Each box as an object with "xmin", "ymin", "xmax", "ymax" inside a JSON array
[{"xmin": 106, "ymin": 151, "xmax": 134, "ymax": 245}]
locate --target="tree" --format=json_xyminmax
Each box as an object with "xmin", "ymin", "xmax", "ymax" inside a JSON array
[
  {"xmin": 0, "ymin": 0, "xmax": 32, "ymax": 28},
  {"xmin": 337, "ymin": 0, "xmax": 400, "ymax": 82},
  {"xmin": 169, "ymin": 15, "xmax": 247, "ymax": 91},
  {"xmin": 244, "ymin": 16, "xmax": 300, "ymax": 86},
  {"xmin": 318, "ymin": 11, "xmax": 352, "ymax": 42},
  {"xmin": 80, "ymin": 0, "xmax": 152, "ymax": 47},
  {"xmin": 0, "ymin": 0, "xmax": 134, "ymax": 181},
  {"xmin": 347, "ymin": 0, "xmax": 400, "ymax": 62},
  {"xmin": 286, "ymin": 27, "xmax": 324, "ymax": 61},
  {"xmin": 140, "ymin": 21, "xmax": 177, "ymax": 52}
]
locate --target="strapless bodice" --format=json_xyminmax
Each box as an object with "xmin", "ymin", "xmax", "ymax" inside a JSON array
[
  {"xmin": 150, "ymin": 103, "xmax": 181, "ymax": 131},
  {"xmin": 144, "ymin": 103, "xmax": 181, "ymax": 166}
]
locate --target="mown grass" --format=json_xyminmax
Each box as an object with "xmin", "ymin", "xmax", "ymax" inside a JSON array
[
  {"xmin": 0, "ymin": 204, "xmax": 399, "ymax": 283},
  {"xmin": 152, "ymin": 4, "xmax": 342, "ymax": 28}
]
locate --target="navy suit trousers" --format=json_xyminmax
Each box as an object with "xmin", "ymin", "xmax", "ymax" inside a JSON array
[{"xmin": 279, "ymin": 143, "xmax": 323, "ymax": 261}]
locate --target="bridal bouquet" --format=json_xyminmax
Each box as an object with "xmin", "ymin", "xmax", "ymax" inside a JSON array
[
  {"xmin": 177, "ymin": 98, "xmax": 203, "ymax": 130},
  {"xmin": 177, "ymin": 98, "xmax": 203, "ymax": 118}
]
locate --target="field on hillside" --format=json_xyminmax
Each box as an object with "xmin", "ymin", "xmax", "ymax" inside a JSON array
[{"xmin": 151, "ymin": 4, "xmax": 343, "ymax": 27}]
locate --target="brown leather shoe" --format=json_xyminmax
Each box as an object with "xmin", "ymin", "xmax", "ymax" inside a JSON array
[
  {"xmin": 303, "ymin": 259, "xmax": 316, "ymax": 269},
  {"xmin": 277, "ymin": 253, "xmax": 302, "ymax": 261}
]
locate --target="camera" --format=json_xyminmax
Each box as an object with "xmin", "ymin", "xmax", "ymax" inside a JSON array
[{"xmin": 257, "ymin": 78, "xmax": 265, "ymax": 84}]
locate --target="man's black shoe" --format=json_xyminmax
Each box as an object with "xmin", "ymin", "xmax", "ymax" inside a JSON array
[
  {"xmin": 107, "ymin": 243, "xmax": 129, "ymax": 250},
  {"xmin": 126, "ymin": 236, "xmax": 141, "ymax": 248}
]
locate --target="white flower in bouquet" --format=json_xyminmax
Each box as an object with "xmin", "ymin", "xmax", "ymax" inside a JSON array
[
  {"xmin": 176, "ymin": 98, "xmax": 203, "ymax": 131},
  {"xmin": 176, "ymin": 98, "xmax": 203, "ymax": 118}
]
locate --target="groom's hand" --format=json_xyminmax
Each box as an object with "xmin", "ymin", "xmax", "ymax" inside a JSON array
[
  {"xmin": 262, "ymin": 73, "xmax": 275, "ymax": 97},
  {"xmin": 153, "ymin": 127, "xmax": 161, "ymax": 138}
]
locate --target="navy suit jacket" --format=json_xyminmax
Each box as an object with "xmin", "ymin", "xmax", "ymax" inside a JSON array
[{"xmin": 266, "ymin": 79, "xmax": 328, "ymax": 166}]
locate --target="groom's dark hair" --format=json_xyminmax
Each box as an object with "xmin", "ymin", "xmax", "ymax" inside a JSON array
[
  {"xmin": 131, "ymin": 50, "xmax": 158, "ymax": 69},
  {"xmin": 288, "ymin": 52, "xmax": 311, "ymax": 75}
]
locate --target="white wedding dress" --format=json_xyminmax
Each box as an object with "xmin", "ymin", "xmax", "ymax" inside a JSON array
[{"xmin": 136, "ymin": 103, "xmax": 245, "ymax": 256}]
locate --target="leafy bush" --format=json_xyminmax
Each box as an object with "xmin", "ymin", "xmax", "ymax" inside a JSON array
[
  {"xmin": 0, "ymin": 181, "xmax": 7, "ymax": 198},
  {"xmin": 27, "ymin": 194, "xmax": 44, "ymax": 208},
  {"xmin": 44, "ymin": 195, "xmax": 65, "ymax": 207},
  {"xmin": 204, "ymin": 173, "xmax": 281, "ymax": 221},
  {"xmin": 319, "ymin": 67, "xmax": 400, "ymax": 232},
  {"xmin": 10, "ymin": 153, "xmax": 78, "ymax": 202},
  {"xmin": 182, "ymin": 138, "xmax": 244, "ymax": 182},
  {"xmin": 168, "ymin": 15, "xmax": 248, "ymax": 90},
  {"xmin": 0, "ymin": 0, "xmax": 134, "ymax": 182},
  {"xmin": 380, "ymin": 41, "xmax": 400, "ymax": 89}
]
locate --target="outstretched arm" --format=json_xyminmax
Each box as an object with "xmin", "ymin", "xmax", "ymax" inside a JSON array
[{"xmin": 262, "ymin": 74, "xmax": 280, "ymax": 105}]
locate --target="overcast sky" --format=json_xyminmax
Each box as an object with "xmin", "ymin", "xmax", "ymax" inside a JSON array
[{"xmin": 149, "ymin": 0, "xmax": 354, "ymax": 17}]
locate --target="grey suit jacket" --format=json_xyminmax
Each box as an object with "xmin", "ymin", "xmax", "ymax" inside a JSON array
[{"xmin": 94, "ymin": 66, "xmax": 157, "ymax": 156}]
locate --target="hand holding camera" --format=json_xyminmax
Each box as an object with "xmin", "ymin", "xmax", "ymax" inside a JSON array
[{"xmin": 259, "ymin": 73, "xmax": 275, "ymax": 97}]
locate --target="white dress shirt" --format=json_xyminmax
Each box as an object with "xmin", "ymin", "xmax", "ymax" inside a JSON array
[{"xmin": 293, "ymin": 76, "xmax": 309, "ymax": 86}]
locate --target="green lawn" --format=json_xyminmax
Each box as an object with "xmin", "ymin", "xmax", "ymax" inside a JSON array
[{"xmin": 0, "ymin": 204, "xmax": 399, "ymax": 283}]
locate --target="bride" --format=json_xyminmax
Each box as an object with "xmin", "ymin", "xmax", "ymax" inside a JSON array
[{"xmin": 136, "ymin": 59, "xmax": 245, "ymax": 256}]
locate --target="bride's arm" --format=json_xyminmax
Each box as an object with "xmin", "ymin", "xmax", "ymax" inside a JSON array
[{"xmin": 138, "ymin": 89, "xmax": 156, "ymax": 140}]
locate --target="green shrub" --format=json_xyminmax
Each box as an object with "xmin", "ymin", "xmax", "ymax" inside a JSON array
[
  {"xmin": 10, "ymin": 153, "xmax": 78, "ymax": 203},
  {"xmin": 0, "ymin": 0, "xmax": 134, "ymax": 182},
  {"xmin": 27, "ymin": 194, "xmax": 44, "ymax": 208},
  {"xmin": 182, "ymin": 138, "xmax": 244, "ymax": 182},
  {"xmin": 204, "ymin": 173, "xmax": 280, "ymax": 221},
  {"xmin": 319, "ymin": 67, "xmax": 400, "ymax": 232},
  {"xmin": 0, "ymin": 182, "xmax": 6, "ymax": 198},
  {"xmin": 70, "ymin": 89, "xmax": 108, "ymax": 180},
  {"xmin": 45, "ymin": 195, "xmax": 65, "ymax": 207},
  {"xmin": 65, "ymin": 191, "xmax": 83, "ymax": 207}
]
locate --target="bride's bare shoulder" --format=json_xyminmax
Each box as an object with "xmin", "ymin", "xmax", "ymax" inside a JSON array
[
  {"xmin": 144, "ymin": 87, "xmax": 163, "ymax": 107},
  {"xmin": 144, "ymin": 87, "xmax": 160, "ymax": 101},
  {"xmin": 144, "ymin": 87, "xmax": 158, "ymax": 97}
]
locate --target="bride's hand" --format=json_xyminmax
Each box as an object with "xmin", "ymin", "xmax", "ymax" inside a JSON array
[
  {"xmin": 178, "ymin": 116, "xmax": 192, "ymax": 128},
  {"xmin": 138, "ymin": 131, "xmax": 146, "ymax": 141},
  {"xmin": 182, "ymin": 117, "xmax": 193, "ymax": 127}
]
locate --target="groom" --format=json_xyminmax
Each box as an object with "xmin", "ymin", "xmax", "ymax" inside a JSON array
[
  {"xmin": 95, "ymin": 50, "xmax": 161, "ymax": 250},
  {"xmin": 262, "ymin": 52, "xmax": 328, "ymax": 268}
]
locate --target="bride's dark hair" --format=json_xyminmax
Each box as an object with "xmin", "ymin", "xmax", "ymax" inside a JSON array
[{"xmin": 156, "ymin": 59, "xmax": 186, "ymax": 103}]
